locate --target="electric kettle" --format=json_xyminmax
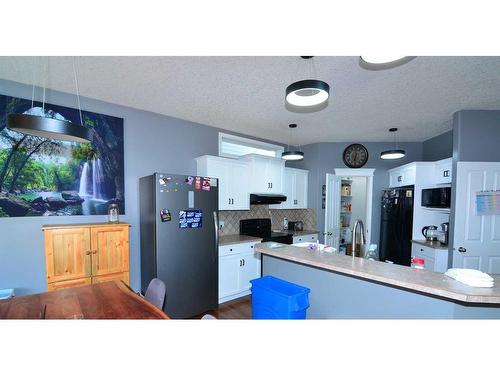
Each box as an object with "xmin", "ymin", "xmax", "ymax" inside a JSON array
[{"xmin": 422, "ymin": 225, "xmax": 439, "ymax": 241}]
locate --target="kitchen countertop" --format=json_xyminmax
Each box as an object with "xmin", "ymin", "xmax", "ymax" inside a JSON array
[
  {"xmin": 273, "ymin": 229, "xmax": 320, "ymax": 236},
  {"xmin": 219, "ymin": 234, "xmax": 262, "ymax": 246},
  {"xmin": 411, "ymin": 239, "xmax": 449, "ymax": 250},
  {"xmin": 255, "ymin": 242, "xmax": 500, "ymax": 304}
]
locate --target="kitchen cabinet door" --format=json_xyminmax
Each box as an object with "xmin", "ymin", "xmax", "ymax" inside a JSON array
[
  {"xmin": 389, "ymin": 170, "xmax": 402, "ymax": 188},
  {"xmin": 434, "ymin": 158, "xmax": 452, "ymax": 184},
  {"xmin": 91, "ymin": 226, "xmax": 130, "ymax": 277},
  {"xmin": 294, "ymin": 169, "xmax": 308, "ymax": 208},
  {"xmin": 267, "ymin": 157, "xmax": 285, "ymax": 194},
  {"xmin": 271, "ymin": 168, "xmax": 293, "ymax": 209},
  {"xmin": 228, "ymin": 160, "xmax": 250, "ymax": 210},
  {"xmin": 219, "ymin": 254, "xmax": 241, "ymax": 299},
  {"xmin": 239, "ymin": 252, "xmax": 261, "ymax": 292},
  {"xmin": 242, "ymin": 154, "xmax": 285, "ymax": 194},
  {"xmin": 44, "ymin": 227, "xmax": 91, "ymax": 284}
]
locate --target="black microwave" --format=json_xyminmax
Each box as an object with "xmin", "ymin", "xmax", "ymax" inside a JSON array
[{"xmin": 421, "ymin": 187, "xmax": 451, "ymax": 208}]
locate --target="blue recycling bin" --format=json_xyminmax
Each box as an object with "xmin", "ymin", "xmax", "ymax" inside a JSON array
[{"xmin": 250, "ymin": 276, "xmax": 310, "ymax": 319}]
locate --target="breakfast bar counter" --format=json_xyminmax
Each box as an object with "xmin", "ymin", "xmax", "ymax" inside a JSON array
[{"xmin": 255, "ymin": 242, "xmax": 500, "ymax": 319}]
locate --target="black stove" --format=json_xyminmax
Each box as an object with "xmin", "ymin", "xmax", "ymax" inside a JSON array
[{"xmin": 239, "ymin": 218, "xmax": 293, "ymax": 244}]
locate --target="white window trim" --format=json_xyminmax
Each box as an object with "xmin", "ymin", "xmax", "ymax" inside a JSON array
[{"xmin": 218, "ymin": 132, "xmax": 284, "ymax": 159}]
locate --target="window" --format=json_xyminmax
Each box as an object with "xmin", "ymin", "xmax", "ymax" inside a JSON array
[{"xmin": 218, "ymin": 133, "xmax": 283, "ymax": 158}]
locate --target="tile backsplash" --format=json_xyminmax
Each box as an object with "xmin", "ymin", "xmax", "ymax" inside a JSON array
[{"xmin": 218, "ymin": 205, "xmax": 317, "ymax": 235}]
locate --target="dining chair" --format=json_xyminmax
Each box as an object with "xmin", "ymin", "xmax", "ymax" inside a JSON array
[
  {"xmin": 144, "ymin": 278, "xmax": 166, "ymax": 310},
  {"xmin": 201, "ymin": 314, "xmax": 217, "ymax": 319}
]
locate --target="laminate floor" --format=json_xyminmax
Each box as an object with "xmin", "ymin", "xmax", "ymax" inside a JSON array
[{"xmin": 195, "ymin": 295, "xmax": 252, "ymax": 319}]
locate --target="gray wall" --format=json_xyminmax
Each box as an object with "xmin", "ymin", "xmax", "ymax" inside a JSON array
[
  {"xmin": 452, "ymin": 110, "xmax": 500, "ymax": 162},
  {"xmin": 422, "ymin": 130, "xmax": 453, "ymax": 161},
  {"xmin": 292, "ymin": 141, "xmax": 423, "ymax": 245},
  {"xmin": 0, "ymin": 79, "xmax": 284, "ymax": 295}
]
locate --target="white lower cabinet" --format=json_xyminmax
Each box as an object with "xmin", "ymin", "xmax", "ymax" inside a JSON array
[
  {"xmin": 293, "ymin": 234, "xmax": 318, "ymax": 244},
  {"xmin": 411, "ymin": 243, "xmax": 448, "ymax": 273},
  {"xmin": 218, "ymin": 241, "xmax": 261, "ymax": 304}
]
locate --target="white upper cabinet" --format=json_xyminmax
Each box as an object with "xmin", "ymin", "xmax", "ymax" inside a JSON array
[
  {"xmin": 270, "ymin": 167, "xmax": 308, "ymax": 209},
  {"xmin": 240, "ymin": 154, "xmax": 285, "ymax": 194},
  {"xmin": 434, "ymin": 157, "xmax": 452, "ymax": 184},
  {"xmin": 196, "ymin": 155, "xmax": 249, "ymax": 210},
  {"xmin": 388, "ymin": 164, "xmax": 416, "ymax": 188}
]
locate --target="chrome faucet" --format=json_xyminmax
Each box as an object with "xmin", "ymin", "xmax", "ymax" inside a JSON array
[{"xmin": 351, "ymin": 220, "xmax": 366, "ymax": 257}]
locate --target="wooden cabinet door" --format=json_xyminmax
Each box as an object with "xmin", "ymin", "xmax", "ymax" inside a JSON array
[
  {"xmin": 44, "ymin": 228, "xmax": 91, "ymax": 284},
  {"xmin": 47, "ymin": 277, "xmax": 91, "ymax": 291},
  {"xmin": 92, "ymin": 272, "xmax": 129, "ymax": 285},
  {"xmin": 91, "ymin": 226, "xmax": 130, "ymax": 277}
]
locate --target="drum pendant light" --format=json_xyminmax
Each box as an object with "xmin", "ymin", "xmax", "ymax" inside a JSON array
[
  {"xmin": 285, "ymin": 57, "xmax": 330, "ymax": 113},
  {"xmin": 380, "ymin": 128, "xmax": 406, "ymax": 160},
  {"xmin": 281, "ymin": 124, "xmax": 304, "ymax": 161},
  {"xmin": 7, "ymin": 57, "xmax": 91, "ymax": 143}
]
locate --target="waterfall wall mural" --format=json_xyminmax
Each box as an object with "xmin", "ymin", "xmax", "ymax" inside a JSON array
[{"xmin": 0, "ymin": 93, "xmax": 125, "ymax": 217}]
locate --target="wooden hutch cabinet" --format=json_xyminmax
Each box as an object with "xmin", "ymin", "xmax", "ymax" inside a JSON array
[{"xmin": 43, "ymin": 223, "xmax": 130, "ymax": 291}]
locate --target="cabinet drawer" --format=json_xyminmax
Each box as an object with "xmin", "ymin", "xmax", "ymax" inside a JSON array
[
  {"xmin": 411, "ymin": 243, "xmax": 435, "ymax": 259},
  {"xmin": 293, "ymin": 234, "xmax": 318, "ymax": 244},
  {"xmin": 219, "ymin": 242, "xmax": 258, "ymax": 257}
]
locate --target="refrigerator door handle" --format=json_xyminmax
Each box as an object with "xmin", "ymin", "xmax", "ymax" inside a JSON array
[{"xmin": 213, "ymin": 211, "xmax": 218, "ymax": 263}]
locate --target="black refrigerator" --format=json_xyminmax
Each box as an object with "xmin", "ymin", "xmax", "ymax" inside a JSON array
[
  {"xmin": 379, "ymin": 187, "xmax": 414, "ymax": 266},
  {"xmin": 139, "ymin": 173, "xmax": 218, "ymax": 318}
]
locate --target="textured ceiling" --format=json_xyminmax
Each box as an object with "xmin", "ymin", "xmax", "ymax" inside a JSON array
[{"xmin": 0, "ymin": 56, "xmax": 499, "ymax": 145}]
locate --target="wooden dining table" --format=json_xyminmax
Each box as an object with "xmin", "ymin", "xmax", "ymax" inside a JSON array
[{"xmin": 0, "ymin": 280, "xmax": 169, "ymax": 319}]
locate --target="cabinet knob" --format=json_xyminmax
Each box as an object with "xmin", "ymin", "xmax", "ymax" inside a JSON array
[
  {"xmin": 458, "ymin": 247, "xmax": 467, "ymax": 253},
  {"xmin": 230, "ymin": 248, "xmax": 233, "ymax": 251}
]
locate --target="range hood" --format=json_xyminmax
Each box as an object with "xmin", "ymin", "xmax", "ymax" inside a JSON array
[{"xmin": 250, "ymin": 194, "xmax": 287, "ymax": 205}]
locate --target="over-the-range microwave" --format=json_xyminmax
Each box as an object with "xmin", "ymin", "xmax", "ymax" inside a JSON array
[{"xmin": 421, "ymin": 187, "xmax": 451, "ymax": 208}]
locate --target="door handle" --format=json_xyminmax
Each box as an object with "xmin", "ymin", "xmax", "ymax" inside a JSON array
[
  {"xmin": 228, "ymin": 198, "xmax": 231, "ymax": 205},
  {"xmin": 458, "ymin": 247, "xmax": 467, "ymax": 253},
  {"xmin": 239, "ymin": 259, "xmax": 242, "ymax": 267},
  {"xmin": 242, "ymin": 259, "xmax": 245, "ymax": 266},
  {"xmin": 213, "ymin": 211, "xmax": 218, "ymax": 262}
]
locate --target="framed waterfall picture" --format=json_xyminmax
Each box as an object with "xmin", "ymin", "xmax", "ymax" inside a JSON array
[{"xmin": 0, "ymin": 93, "xmax": 125, "ymax": 217}]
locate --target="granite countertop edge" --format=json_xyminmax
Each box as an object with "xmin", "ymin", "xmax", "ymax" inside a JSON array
[{"xmin": 219, "ymin": 234, "xmax": 263, "ymax": 246}]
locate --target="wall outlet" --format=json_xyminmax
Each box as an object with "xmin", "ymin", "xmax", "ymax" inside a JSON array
[{"xmin": 219, "ymin": 220, "xmax": 225, "ymax": 230}]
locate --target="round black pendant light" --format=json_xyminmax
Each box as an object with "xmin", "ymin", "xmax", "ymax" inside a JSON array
[
  {"xmin": 282, "ymin": 124, "xmax": 304, "ymax": 161},
  {"xmin": 285, "ymin": 57, "xmax": 330, "ymax": 113},
  {"xmin": 6, "ymin": 57, "xmax": 91, "ymax": 143},
  {"xmin": 380, "ymin": 128, "xmax": 406, "ymax": 160},
  {"xmin": 7, "ymin": 113, "xmax": 91, "ymax": 143}
]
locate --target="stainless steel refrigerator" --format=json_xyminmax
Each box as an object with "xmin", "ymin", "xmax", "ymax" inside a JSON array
[
  {"xmin": 379, "ymin": 187, "xmax": 414, "ymax": 266},
  {"xmin": 139, "ymin": 173, "xmax": 218, "ymax": 318}
]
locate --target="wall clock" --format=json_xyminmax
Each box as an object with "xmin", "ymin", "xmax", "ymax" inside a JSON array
[{"xmin": 343, "ymin": 144, "xmax": 369, "ymax": 168}]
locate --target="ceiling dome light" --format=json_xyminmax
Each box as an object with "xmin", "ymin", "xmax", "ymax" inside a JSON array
[
  {"xmin": 380, "ymin": 127, "xmax": 406, "ymax": 160},
  {"xmin": 285, "ymin": 79, "xmax": 330, "ymax": 107},
  {"xmin": 281, "ymin": 150, "xmax": 305, "ymax": 161},
  {"xmin": 359, "ymin": 56, "xmax": 416, "ymax": 71}
]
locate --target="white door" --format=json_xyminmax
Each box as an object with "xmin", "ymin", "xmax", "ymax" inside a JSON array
[
  {"xmin": 219, "ymin": 254, "xmax": 241, "ymax": 298},
  {"xmin": 229, "ymin": 161, "xmax": 250, "ymax": 210},
  {"xmin": 324, "ymin": 173, "xmax": 341, "ymax": 248},
  {"xmin": 281, "ymin": 168, "xmax": 294, "ymax": 209},
  {"xmin": 453, "ymin": 162, "xmax": 500, "ymax": 272}
]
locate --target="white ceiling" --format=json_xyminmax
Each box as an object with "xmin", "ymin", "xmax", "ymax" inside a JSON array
[{"xmin": 1, "ymin": 56, "xmax": 499, "ymax": 145}]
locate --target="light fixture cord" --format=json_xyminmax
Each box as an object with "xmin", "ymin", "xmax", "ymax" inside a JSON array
[
  {"xmin": 31, "ymin": 57, "xmax": 37, "ymax": 108},
  {"xmin": 72, "ymin": 57, "xmax": 84, "ymax": 126},
  {"xmin": 41, "ymin": 57, "xmax": 48, "ymax": 114}
]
